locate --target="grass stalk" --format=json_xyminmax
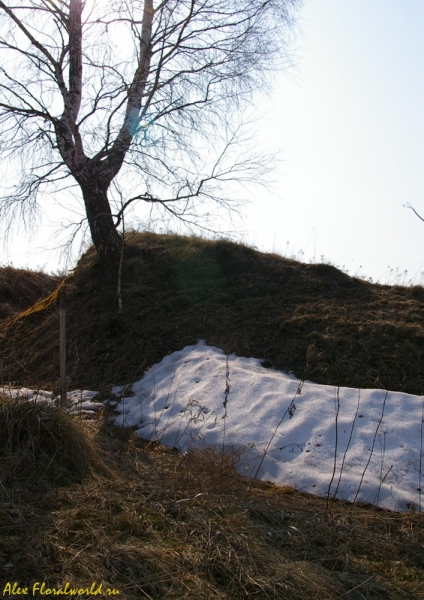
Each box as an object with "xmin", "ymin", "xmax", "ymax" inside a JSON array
[
  {"xmin": 353, "ymin": 390, "xmax": 388, "ymax": 506},
  {"xmin": 325, "ymin": 386, "xmax": 340, "ymax": 515}
]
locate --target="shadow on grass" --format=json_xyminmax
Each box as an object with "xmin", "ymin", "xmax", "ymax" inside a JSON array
[{"xmin": 1, "ymin": 406, "xmax": 422, "ymax": 599}]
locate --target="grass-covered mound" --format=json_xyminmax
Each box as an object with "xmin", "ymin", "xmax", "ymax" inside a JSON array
[
  {"xmin": 1, "ymin": 231, "xmax": 424, "ymax": 394},
  {"xmin": 0, "ymin": 396, "xmax": 110, "ymax": 487},
  {"xmin": 0, "ymin": 265, "xmax": 59, "ymax": 320}
]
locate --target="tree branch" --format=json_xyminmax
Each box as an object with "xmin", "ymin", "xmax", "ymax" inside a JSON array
[{"xmin": 404, "ymin": 203, "xmax": 424, "ymax": 223}]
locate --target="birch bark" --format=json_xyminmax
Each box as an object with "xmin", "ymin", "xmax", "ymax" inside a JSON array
[{"xmin": 53, "ymin": 0, "xmax": 154, "ymax": 265}]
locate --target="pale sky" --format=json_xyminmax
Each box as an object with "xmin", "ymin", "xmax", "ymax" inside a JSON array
[
  {"xmin": 3, "ymin": 0, "xmax": 424, "ymax": 285},
  {"xmin": 243, "ymin": 0, "xmax": 424, "ymax": 284}
]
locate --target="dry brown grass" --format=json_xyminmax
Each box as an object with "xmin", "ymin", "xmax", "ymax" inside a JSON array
[
  {"xmin": 0, "ymin": 266, "xmax": 58, "ymax": 321},
  {"xmin": 1, "ymin": 234, "xmax": 424, "ymax": 597},
  {"xmin": 1, "ymin": 415, "xmax": 423, "ymax": 599},
  {"xmin": 0, "ymin": 395, "xmax": 111, "ymax": 488},
  {"xmin": 2, "ymin": 232, "xmax": 424, "ymax": 395}
]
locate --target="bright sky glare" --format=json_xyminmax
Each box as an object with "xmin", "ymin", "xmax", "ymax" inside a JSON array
[
  {"xmin": 243, "ymin": 0, "xmax": 424, "ymax": 284},
  {"xmin": 2, "ymin": 0, "xmax": 424, "ymax": 284}
]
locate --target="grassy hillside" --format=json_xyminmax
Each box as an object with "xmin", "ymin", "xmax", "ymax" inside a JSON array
[
  {"xmin": 1, "ymin": 233, "xmax": 423, "ymax": 598},
  {"xmin": 1, "ymin": 231, "xmax": 424, "ymax": 394},
  {"xmin": 0, "ymin": 399, "xmax": 423, "ymax": 600},
  {"xmin": 0, "ymin": 265, "xmax": 59, "ymax": 321}
]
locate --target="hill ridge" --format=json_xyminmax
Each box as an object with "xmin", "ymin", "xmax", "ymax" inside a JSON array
[{"xmin": 1, "ymin": 231, "xmax": 424, "ymax": 395}]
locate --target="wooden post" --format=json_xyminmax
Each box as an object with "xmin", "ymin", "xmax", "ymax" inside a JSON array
[{"xmin": 59, "ymin": 296, "xmax": 67, "ymax": 407}]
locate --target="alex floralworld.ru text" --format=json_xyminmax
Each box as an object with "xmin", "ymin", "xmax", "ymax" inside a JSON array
[{"xmin": 2, "ymin": 582, "xmax": 120, "ymax": 596}]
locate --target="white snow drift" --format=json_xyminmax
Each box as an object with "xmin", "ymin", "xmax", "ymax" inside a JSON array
[
  {"xmin": 3, "ymin": 341, "xmax": 423, "ymax": 512},
  {"xmin": 113, "ymin": 341, "xmax": 424, "ymax": 512}
]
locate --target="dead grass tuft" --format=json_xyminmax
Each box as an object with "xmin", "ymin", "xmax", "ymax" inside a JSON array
[{"xmin": 0, "ymin": 396, "xmax": 111, "ymax": 487}]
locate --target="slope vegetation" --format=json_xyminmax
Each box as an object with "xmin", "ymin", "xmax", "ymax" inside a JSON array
[
  {"xmin": 0, "ymin": 265, "xmax": 59, "ymax": 321},
  {"xmin": 1, "ymin": 232, "xmax": 424, "ymax": 394},
  {"xmin": 1, "ymin": 233, "xmax": 424, "ymax": 598}
]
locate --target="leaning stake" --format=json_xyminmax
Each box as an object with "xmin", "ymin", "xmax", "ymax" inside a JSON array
[{"xmin": 59, "ymin": 295, "xmax": 67, "ymax": 407}]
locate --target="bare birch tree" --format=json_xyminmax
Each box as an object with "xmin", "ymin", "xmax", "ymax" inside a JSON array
[{"xmin": 0, "ymin": 0, "xmax": 299, "ymax": 266}]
